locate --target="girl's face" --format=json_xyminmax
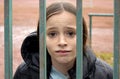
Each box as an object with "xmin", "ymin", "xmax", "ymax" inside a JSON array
[{"xmin": 46, "ymin": 11, "xmax": 76, "ymax": 65}]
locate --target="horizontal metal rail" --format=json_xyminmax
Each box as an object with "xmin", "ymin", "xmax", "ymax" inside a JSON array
[{"xmin": 88, "ymin": 13, "xmax": 114, "ymax": 17}]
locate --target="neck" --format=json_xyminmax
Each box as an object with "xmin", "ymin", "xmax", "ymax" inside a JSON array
[{"xmin": 52, "ymin": 59, "xmax": 75, "ymax": 75}]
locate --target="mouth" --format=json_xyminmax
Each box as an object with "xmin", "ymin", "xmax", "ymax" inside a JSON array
[{"xmin": 55, "ymin": 50, "xmax": 71, "ymax": 53}]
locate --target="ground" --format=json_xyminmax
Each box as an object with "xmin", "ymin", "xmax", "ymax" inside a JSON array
[{"xmin": 0, "ymin": 0, "xmax": 113, "ymax": 79}]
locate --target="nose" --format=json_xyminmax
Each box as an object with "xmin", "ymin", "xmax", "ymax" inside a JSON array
[{"xmin": 58, "ymin": 35, "xmax": 67, "ymax": 47}]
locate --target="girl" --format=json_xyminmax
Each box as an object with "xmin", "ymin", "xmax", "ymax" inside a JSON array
[{"xmin": 14, "ymin": 2, "xmax": 113, "ymax": 79}]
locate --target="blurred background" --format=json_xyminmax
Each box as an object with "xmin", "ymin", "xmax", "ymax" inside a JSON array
[{"xmin": 0, "ymin": 0, "xmax": 113, "ymax": 79}]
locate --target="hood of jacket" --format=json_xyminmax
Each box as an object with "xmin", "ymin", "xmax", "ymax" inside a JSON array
[
  {"xmin": 21, "ymin": 32, "xmax": 96, "ymax": 78},
  {"xmin": 21, "ymin": 32, "xmax": 39, "ymax": 71}
]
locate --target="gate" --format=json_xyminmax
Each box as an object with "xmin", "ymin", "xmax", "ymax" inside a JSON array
[{"xmin": 4, "ymin": 0, "xmax": 120, "ymax": 79}]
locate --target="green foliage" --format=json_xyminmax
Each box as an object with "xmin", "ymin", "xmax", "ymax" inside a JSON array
[{"xmin": 94, "ymin": 51, "xmax": 113, "ymax": 66}]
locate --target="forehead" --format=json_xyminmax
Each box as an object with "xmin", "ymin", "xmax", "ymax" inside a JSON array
[{"xmin": 47, "ymin": 11, "xmax": 76, "ymax": 27}]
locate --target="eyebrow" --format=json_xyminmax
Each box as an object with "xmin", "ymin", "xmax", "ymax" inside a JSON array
[
  {"xmin": 47, "ymin": 27, "xmax": 58, "ymax": 30},
  {"xmin": 47, "ymin": 26, "xmax": 76, "ymax": 30},
  {"xmin": 64, "ymin": 26, "xmax": 76, "ymax": 30}
]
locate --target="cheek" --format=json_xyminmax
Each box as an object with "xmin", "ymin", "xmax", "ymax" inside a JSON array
[
  {"xmin": 67, "ymin": 38, "xmax": 76, "ymax": 52},
  {"xmin": 46, "ymin": 37, "xmax": 51, "ymax": 49},
  {"xmin": 46, "ymin": 36, "xmax": 58, "ymax": 46},
  {"xmin": 71, "ymin": 38, "xmax": 76, "ymax": 53},
  {"xmin": 73, "ymin": 40, "xmax": 76, "ymax": 52},
  {"xmin": 46, "ymin": 39, "xmax": 52, "ymax": 55},
  {"xmin": 69, "ymin": 38, "xmax": 76, "ymax": 46},
  {"xmin": 46, "ymin": 37, "xmax": 56, "ymax": 53}
]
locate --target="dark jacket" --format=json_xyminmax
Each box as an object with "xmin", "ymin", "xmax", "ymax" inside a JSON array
[{"xmin": 13, "ymin": 32, "xmax": 113, "ymax": 79}]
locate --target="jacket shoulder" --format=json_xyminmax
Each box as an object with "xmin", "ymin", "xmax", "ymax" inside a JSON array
[
  {"xmin": 13, "ymin": 62, "xmax": 31, "ymax": 79},
  {"xmin": 94, "ymin": 58, "xmax": 113, "ymax": 79}
]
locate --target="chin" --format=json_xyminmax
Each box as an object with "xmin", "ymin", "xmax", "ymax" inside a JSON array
[{"xmin": 57, "ymin": 58, "xmax": 72, "ymax": 64}]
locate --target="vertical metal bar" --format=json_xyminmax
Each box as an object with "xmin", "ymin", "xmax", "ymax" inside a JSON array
[
  {"xmin": 76, "ymin": 0, "xmax": 83, "ymax": 79},
  {"xmin": 114, "ymin": 0, "xmax": 120, "ymax": 79},
  {"xmin": 4, "ymin": 0, "xmax": 13, "ymax": 79},
  {"xmin": 89, "ymin": 15, "xmax": 92, "ymax": 47},
  {"xmin": 39, "ymin": 0, "xmax": 46, "ymax": 79}
]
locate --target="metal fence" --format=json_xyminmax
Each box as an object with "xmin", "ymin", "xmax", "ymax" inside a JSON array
[
  {"xmin": 88, "ymin": 13, "xmax": 114, "ymax": 47},
  {"xmin": 4, "ymin": 0, "xmax": 120, "ymax": 79}
]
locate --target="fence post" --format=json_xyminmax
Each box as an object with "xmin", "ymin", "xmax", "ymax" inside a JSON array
[
  {"xmin": 39, "ymin": 0, "xmax": 46, "ymax": 79},
  {"xmin": 76, "ymin": 0, "xmax": 83, "ymax": 79},
  {"xmin": 114, "ymin": 0, "xmax": 120, "ymax": 79},
  {"xmin": 89, "ymin": 15, "xmax": 92, "ymax": 47},
  {"xmin": 4, "ymin": 0, "xmax": 13, "ymax": 79}
]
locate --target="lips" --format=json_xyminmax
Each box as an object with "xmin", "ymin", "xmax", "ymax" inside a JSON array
[{"xmin": 56, "ymin": 50, "xmax": 71, "ymax": 53}]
